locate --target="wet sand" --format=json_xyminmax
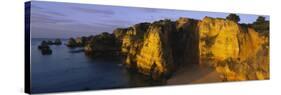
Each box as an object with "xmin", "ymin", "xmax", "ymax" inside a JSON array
[{"xmin": 167, "ymin": 64, "xmax": 222, "ymax": 85}]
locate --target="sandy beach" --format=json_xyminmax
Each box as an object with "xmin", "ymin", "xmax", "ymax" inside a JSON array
[{"xmin": 168, "ymin": 64, "xmax": 222, "ymax": 85}]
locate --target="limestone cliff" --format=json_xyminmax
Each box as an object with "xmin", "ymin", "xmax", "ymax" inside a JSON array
[
  {"xmin": 114, "ymin": 21, "xmax": 175, "ymax": 79},
  {"xmin": 84, "ymin": 32, "xmax": 120, "ymax": 57},
  {"xmin": 198, "ymin": 17, "xmax": 263, "ymax": 61},
  {"xmin": 113, "ymin": 18, "xmax": 200, "ymax": 80},
  {"xmin": 198, "ymin": 17, "xmax": 269, "ymax": 81},
  {"xmin": 75, "ymin": 16, "xmax": 269, "ymax": 81}
]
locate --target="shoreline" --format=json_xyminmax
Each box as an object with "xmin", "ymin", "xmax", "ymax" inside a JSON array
[{"xmin": 167, "ymin": 64, "xmax": 222, "ymax": 85}]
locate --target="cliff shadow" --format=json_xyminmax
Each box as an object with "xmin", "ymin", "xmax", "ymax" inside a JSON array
[{"xmin": 172, "ymin": 19, "xmax": 200, "ymax": 68}]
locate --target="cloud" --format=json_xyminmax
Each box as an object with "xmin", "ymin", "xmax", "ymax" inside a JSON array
[
  {"xmin": 139, "ymin": 8, "xmax": 163, "ymax": 13},
  {"xmin": 31, "ymin": 3, "xmax": 67, "ymax": 17},
  {"xmin": 30, "ymin": 4, "xmax": 44, "ymax": 10},
  {"xmin": 31, "ymin": 22, "xmax": 116, "ymax": 38},
  {"xmin": 44, "ymin": 11, "xmax": 67, "ymax": 17},
  {"xmin": 31, "ymin": 12, "xmax": 73, "ymax": 24},
  {"xmin": 71, "ymin": 6, "xmax": 115, "ymax": 15}
]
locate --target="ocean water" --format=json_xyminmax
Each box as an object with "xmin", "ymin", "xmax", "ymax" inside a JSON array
[{"xmin": 31, "ymin": 38, "xmax": 162, "ymax": 93}]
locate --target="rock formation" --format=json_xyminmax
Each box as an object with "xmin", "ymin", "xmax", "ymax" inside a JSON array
[
  {"xmin": 66, "ymin": 38, "xmax": 79, "ymax": 48},
  {"xmin": 39, "ymin": 39, "xmax": 62, "ymax": 46},
  {"xmin": 38, "ymin": 41, "xmax": 52, "ymax": 55},
  {"xmin": 84, "ymin": 32, "xmax": 121, "ymax": 57},
  {"xmin": 113, "ymin": 17, "xmax": 268, "ymax": 80},
  {"xmin": 68, "ymin": 16, "xmax": 269, "ymax": 81},
  {"xmin": 66, "ymin": 36, "xmax": 91, "ymax": 48},
  {"xmin": 113, "ymin": 18, "xmax": 200, "ymax": 80},
  {"xmin": 198, "ymin": 17, "xmax": 263, "ymax": 61},
  {"xmin": 198, "ymin": 17, "xmax": 269, "ymax": 81},
  {"xmin": 54, "ymin": 39, "xmax": 62, "ymax": 45},
  {"xmin": 37, "ymin": 39, "xmax": 62, "ymax": 55}
]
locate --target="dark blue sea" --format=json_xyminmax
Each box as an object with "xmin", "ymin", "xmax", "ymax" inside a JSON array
[{"xmin": 31, "ymin": 38, "xmax": 161, "ymax": 93}]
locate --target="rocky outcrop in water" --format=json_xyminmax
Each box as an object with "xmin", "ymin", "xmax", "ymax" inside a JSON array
[
  {"xmin": 66, "ymin": 36, "xmax": 92, "ymax": 48},
  {"xmin": 66, "ymin": 38, "xmax": 79, "ymax": 48},
  {"xmin": 37, "ymin": 39, "xmax": 62, "ymax": 55},
  {"xmin": 54, "ymin": 39, "xmax": 62, "ymax": 45},
  {"xmin": 84, "ymin": 32, "xmax": 121, "ymax": 57},
  {"xmin": 38, "ymin": 41, "xmax": 52, "ymax": 55},
  {"xmin": 40, "ymin": 39, "xmax": 62, "ymax": 46}
]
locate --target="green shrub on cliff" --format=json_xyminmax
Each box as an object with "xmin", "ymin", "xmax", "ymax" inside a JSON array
[
  {"xmin": 226, "ymin": 13, "xmax": 240, "ymax": 23},
  {"xmin": 250, "ymin": 16, "xmax": 269, "ymax": 36}
]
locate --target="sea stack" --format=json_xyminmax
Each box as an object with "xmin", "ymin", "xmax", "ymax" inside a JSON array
[{"xmin": 38, "ymin": 41, "xmax": 52, "ymax": 55}]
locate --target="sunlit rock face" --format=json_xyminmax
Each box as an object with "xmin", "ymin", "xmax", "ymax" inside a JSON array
[
  {"xmin": 198, "ymin": 17, "xmax": 269, "ymax": 81},
  {"xmin": 64, "ymin": 15, "xmax": 268, "ymax": 81},
  {"xmin": 237, "ymin": 26, "xmax": 263, "ymax": 61},
  {"xmin": 198, "ymin": 17, "xmax": 263, "ymax": 61},
  {"xmin": 199, "ymin": 17, "xmax": 240, "ymax": 61},
  {"xmin": 113, "ymin": 23, "xmax": 150, "ymax": 70},
  {"xmin": 114, "ymin": 22, "xmax": 172, "ymax": 79},
  {"xmin": 136, "ymin": 20, "xmax": 175, "ymax": 79},
  {"xmin": 112, "ymin": 16, "xmax": 269, "ymax": 81},
  {"xmin": 114, "ymin": 18, "xmax": 200, "ymax": 79}
]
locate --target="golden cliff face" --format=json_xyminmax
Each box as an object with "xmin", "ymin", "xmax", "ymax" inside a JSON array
[
  {"xmin": 136, "ymin": 25, "xmax": 170, "ymax": 76},
  {"xmin": 198, "ymin": 17, "xmax": 269, "ymax": 81},
  {"xmin": 114, "ymin": 20, "xmax": 176, "ymax": 79},
  {"xmin": 113, "ymin": 17, "xmax": 269, "ymax": 81},
  {"xmin": 237, "ymin": 27, "xmax": 263, "ymax": 61},
  {"xmin": 113, "ymin": 23, "xmax": 150, "ymax": 70},
  {"xmin": 199, "ymin": 17, "xmax": 240, "ymax": 61},
  {"xmin": 114, "ymin": 18, "xmax": 201, "ymax": 79},
  {"xmin": 199, "ymin": 17, "xmax": 264, "ymax": 62}
]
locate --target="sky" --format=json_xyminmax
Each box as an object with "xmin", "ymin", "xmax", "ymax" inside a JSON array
[{"xmin": 29, "ymin": 1, "xmax": 270, "ymax": 39}]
